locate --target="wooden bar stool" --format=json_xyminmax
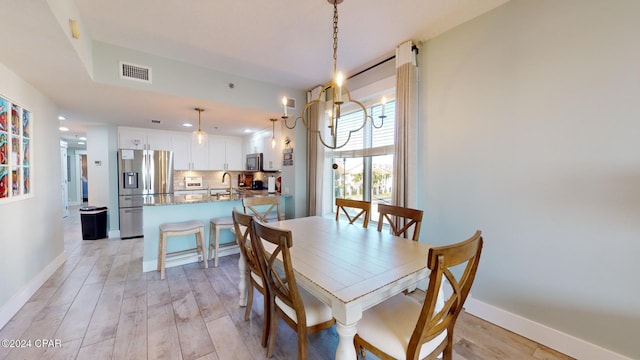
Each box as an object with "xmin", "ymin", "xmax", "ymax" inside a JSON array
[
  {"xmin": 158, "ymin": 220, "xmax": 207, "ymax": 280},
  {"xmin": 209, "ymin": 216, "xmax": 237, "ymax": 267}
]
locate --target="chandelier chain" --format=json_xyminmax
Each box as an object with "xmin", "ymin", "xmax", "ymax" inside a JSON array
[{"xmin": 332, "ymin": 0, "xmax": 339, "ymax": 75}]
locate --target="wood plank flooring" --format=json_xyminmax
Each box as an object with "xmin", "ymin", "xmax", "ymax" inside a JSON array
[{"xmin": 0, "ymin": 206, "xmax": 574, "ymax": 360}]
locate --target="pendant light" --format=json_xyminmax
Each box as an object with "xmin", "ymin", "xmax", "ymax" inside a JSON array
[
  {"xmin": 270, "ymin": 118, "xmax": 278, "ymax": 148},
  {"xmin": 192, "ymin": 107, "xmax": 208, "ymax": 146}
]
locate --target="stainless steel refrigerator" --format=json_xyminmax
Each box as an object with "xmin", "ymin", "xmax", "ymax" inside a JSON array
[{"xmin": 117, "ymin": 149, "xmax": 174, "ymax": 239}]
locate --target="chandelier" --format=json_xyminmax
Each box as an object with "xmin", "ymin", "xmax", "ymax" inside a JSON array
[{"xmin": 281, "ymin": 0, "xmax": 384, "ymax": 150}]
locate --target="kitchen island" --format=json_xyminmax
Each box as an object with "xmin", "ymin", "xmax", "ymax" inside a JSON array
[{"xmin": 141, "ymin": 191, "xmax": 285, "ymax": 273}]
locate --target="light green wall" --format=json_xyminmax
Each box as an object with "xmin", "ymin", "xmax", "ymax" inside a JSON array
[
  {"xmin": 420, "ymin": 0, "xmax": 640, "ymax": 358},
  {"xmin": 0, "ymin": 63, "xmax": 65, "ymax": 317}
]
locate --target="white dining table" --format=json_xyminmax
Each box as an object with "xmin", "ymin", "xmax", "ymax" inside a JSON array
[{"xmin": 237, "ymin": 216, "xmax": 432, "ymax": 359}]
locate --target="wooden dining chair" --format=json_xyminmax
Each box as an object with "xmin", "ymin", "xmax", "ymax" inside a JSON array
[
  {"xmin": 243, "ymin": 196, "xmax": 284, "ymax": 222},
  {"xmin": 251, "ymin": 219, "xmax": 335, "ymax": 359},
  {"xmin": 354, "ymin": 230, "xmax": 483, "ymax": 360},
  {"xmin": 232, "ymin": 209, "xmax": 270, "ymax": 348},
  {"xmin": 335, "ymin": 198, "xmax": 371, "ymax": 228},
  {"xmin": 377, "ymin": 203, "xmax": 424, "ymax": 241}
]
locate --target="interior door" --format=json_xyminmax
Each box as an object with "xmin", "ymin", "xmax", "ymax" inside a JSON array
[{"xmin": 60, "ymin": 143, "xmax": 69, "ymax": 218}]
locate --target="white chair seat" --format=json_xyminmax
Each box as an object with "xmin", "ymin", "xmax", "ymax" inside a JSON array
[
  {"xmin": 356, "ymin": 293, "xmax": 447, "ymax": 359},
  {"xmin": 211, "ymin": 216, "xmax": 234, "ymax": 225},
  {"xmin": 160, "ymin": 220, "xmax": 204, "ymax": 232},
  {"xmin": 275, "ymin": 286, "xmax": 333, "ymax": 327}
]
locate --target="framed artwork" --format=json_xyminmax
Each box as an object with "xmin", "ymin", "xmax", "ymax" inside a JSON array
[
  {"xmin": 0, "ymin": 95, "xmax": 32, "ymax": 201},
  {"xmin": 283, "ymin": 147, "xmax": 293, "ymax": 166}
]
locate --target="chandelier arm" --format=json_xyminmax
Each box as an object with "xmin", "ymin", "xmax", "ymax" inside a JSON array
[
  {"xmin": 282, "ymin": 115, "xmax": 298, "ymax": 129},
  {"xmin": 371, "ymin": 114, "xmax": 385, "ymax": 129}
]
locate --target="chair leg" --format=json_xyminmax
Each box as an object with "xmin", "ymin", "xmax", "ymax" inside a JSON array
[
  {"xmin": 297, "ymin": 326, "xmax": 308, "ymax": 360},
  {"xmin": 160, "ymin": 233, "xmax": 167, "ymax": 280},
  {"xmin": 214, "ymin": 225, "xmax": 221, "ymax": 267},
  {"xmin": 244, "ymin": 283, "xmax": 254, "ymax": 321},
  {"xmin": 199, "ymin": 227, "xmax": 208, "ymax": 269},
  {"xmin": 208, "ymin": 222, "xmax": 215, "ymax": 262},
  {"xmin": 261, "ymin": 290, "xmax": 270, "ymax": 348},
  {"xmin": 266, "ymin": 299, "xmax": 279, "ymax": 358}
]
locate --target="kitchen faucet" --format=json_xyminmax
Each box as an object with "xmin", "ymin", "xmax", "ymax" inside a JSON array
[{"xmin": 222, "ymin": 172, "xmax": 232, "ymax": 194}]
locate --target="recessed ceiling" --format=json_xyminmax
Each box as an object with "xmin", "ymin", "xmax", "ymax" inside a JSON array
[{"xmin": 0, "ymin": 0, "xmax": 509, "ymax": 148}]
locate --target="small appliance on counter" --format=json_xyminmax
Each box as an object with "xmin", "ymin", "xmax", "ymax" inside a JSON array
[
  {"xmin": 267, "ymin": 176, "xmax": 276, "ymax": 194},
  {"xmin": 251, "ymin": 180, "xmax": 263, "ymax": 190},
  {"xmin": 238, "ymin": 173, "xmax": 253, "ymax": 188},
  {"xmin": 184, "ymin": 176, "xmax": 203, "ymax": 190}
]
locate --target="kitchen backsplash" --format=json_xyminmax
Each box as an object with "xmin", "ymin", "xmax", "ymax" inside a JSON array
[{"xmin": 173, "ymin": 170, "xmax": 275, "ymax": 191}]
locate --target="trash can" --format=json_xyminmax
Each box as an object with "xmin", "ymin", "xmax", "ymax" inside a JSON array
[{"xmin": 79, "ymin": 206, "xmax": 108, "ymax": 240}]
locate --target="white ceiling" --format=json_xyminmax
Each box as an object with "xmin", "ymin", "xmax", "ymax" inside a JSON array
[{"xmin": 0, "ymin": 0, "xmax": 509, "ymax": 147}]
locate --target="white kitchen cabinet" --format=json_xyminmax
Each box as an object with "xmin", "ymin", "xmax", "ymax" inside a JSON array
[
  {"xmin": 246, "ymin": 135, "xmax": 263, "ymax": 155},
  {"xmin": 118, "ymin": 127, "xmax": 171, "ymax": 150},
  {"xmin": 172, "ymin": 133, "xmax": 209, "ymax": 170},
  {"xmin": 262, "ymin": 136, "xmax": 281, "ymax": 171},
  {"xmin": 208, "ymin": 136, "xmax": 243, "ymax": 170}
]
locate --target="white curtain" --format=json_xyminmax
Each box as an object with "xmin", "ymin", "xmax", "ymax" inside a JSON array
[
  {"xmin": 306, "ymin": 86, "xmax": 325, "ymax": 216},
  {"xmin": 392, "ymin": 40, "xmax": 419, "ymax": 209}
]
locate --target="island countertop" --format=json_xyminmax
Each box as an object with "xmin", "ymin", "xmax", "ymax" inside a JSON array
[{"xmin": 144, "ymin": 191, "xmax": 287, "ymax": 206}]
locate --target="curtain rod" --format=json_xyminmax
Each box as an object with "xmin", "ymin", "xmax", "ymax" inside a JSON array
[{"xmin": 347, "ymin": 44, "xmax": 419, "ymax": 80}]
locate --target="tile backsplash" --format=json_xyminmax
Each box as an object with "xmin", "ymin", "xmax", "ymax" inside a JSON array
[{"xmin": 173, "ymin": 170, "xmax": 276, "ymax": 191}]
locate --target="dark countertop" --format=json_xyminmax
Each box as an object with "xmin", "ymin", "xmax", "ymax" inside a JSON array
[{"xmin": 144, "ymin": 190, "xmax": 287, "ymax": 206}]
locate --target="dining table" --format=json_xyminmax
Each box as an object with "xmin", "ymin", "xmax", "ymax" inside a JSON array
[{"xmin": 236, "ymin": 216, "xmax": 432, "ymax": 360}]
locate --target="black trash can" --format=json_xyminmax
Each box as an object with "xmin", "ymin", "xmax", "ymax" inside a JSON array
[{"xmin": 79, "ymin": 206, "xmax": 108, "ymax": 240}]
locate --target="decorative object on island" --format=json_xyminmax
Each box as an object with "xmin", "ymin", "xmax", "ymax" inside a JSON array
[
  {"xmin": 0, "ymin": 95, "xmax": 31, "ymax": 201},
  {"xmin": 280, "ymin": 0, "xmax": 385, "ymax": 150},
  {"xmin": 192, "ymin": 107, "xmax": 208, "ymax": 146}
]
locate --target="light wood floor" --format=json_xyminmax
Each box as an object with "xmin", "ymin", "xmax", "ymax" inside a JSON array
[{"xmin": 0, "ymin": 206, "xmax": 574, "ymax": 360}]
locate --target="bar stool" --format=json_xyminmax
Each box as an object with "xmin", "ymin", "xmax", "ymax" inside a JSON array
[
  {"xmin": 158, "ymin": 220, "xmax": 207, "ymax": 280},
  {"xmin": 209, "ymin": 216, "xmax": 237, "ymax": 267}
]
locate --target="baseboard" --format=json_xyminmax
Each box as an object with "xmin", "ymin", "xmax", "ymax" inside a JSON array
[
  {"xmin": 108, "ymin": 230, "xmax": 120, "ymax": 239},
  {"xmin": 465, "ymin": 296, "xmax": 631, "ymax": 360},
  {"xmin": 0, "ymin": 252, "xmax": 67, "ymax": 329},
  {"xmin": 141, "ymin": 248, "xmax": 240, "ymax": 273}
]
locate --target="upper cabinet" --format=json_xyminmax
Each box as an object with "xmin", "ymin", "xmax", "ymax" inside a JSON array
[
  {"xmin": 262, "ymin": 136, "xmax": 281, "ymax": 171},
  {"xmin": 209, "ymin": 136, "xmax": 243, "ymax": 171},
  {"xmin": 118, "ymin": 127, "xmax": 172, "ymax": 150},
  {"xmin": 245, "ymin": 125, "xmax": 281, "ymax": 171},
  {"xmin": 118, "ymin": 127, "xmax": 244, "ymax": 171},
  {"xmin": 172, "ymin": 133, "xmax": 209, "ymax": 170}
]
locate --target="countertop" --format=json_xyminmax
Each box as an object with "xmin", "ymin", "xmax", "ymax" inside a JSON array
[{"xmin": 144, "ymin": 190, "xmax": 287, "ymax": 206}]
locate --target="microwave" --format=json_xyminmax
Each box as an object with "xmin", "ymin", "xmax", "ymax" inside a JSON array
[{"xmin": 246, "ymin": 153, "xmax": 263, "ymax": 171}]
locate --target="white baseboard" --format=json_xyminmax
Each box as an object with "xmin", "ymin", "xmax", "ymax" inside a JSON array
[
  {"xmin": 142, "ymin": 248, "xmax": 240, "ymax": 273},
  {"xmin": 108, "ymin": 230, "xmax": 120, "ymax": 239},
  {"xmin": 465, "ymin": 296, "xmax": 631, "ymax": 360},
  {"xmin": 0, "ymin": 252, "xmax": 67, "ymax": 329}
]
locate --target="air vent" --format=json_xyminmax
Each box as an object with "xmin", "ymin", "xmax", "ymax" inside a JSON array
[
  {"xmin": 119, "ymin": 61, "xmax": 152, "ymax": 83},
  {"xmin": 285, "ymin": 97, "xmax": 296, "ymax": 109}
]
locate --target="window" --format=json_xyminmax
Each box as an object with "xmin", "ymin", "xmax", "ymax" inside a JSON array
[{"xmin": 331, "ymin": 99, "xmax": 395, "ymax": 222}]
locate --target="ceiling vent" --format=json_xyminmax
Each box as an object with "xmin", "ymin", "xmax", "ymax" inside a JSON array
[
  {"xmin": 119, "ymin": 61, "xmax": 152, "ymax": 83},
  {"xmin": 285, "ymin": 97, "xmax": 296, "ymax": 109}
]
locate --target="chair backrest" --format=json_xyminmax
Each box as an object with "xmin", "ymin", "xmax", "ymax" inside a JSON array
[
  {"xmin": 407, "ymin": 231, "xmax": 483, "ymax": 358},
  {"xmin": 242, "ymin": 196, "xmax": 284, "ymax": 222},
  {"xmin": 231, "ymin": 208, "xmax": 262, "ymax": 279},
  {"xmin": 335, "ymin": 198, "xmax": 371, "ymax": 228},
  {"xmin": 250, "ymin": 219, "xmax": 307, "ymax": 328},
  {"xmin": 376, "ymin": 204, "xmax": 424, "ymax": 241}
]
